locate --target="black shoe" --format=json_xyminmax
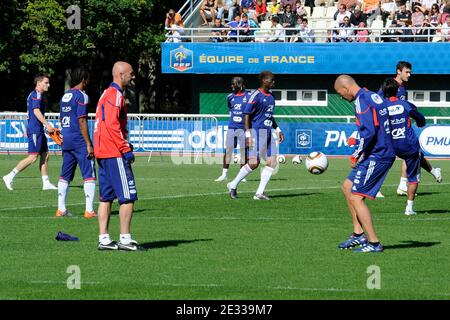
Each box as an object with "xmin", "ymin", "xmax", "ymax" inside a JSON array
[
  {"xmin": 227, "ymin": 183, "xmax": 237, "ymax": 199},
  {"xmin": 98, "ymin": 240, "xmax": 118, "ymax": 250},
  {"xmin": 118, "ymin": 240, "xmax": 146, "ymax": 251}
]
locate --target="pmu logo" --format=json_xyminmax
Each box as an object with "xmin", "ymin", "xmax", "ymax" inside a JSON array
[
  {"xmin": 419, "ymin": 126, "xmax": 450, "ymax": 156},
  {"xmin": 170, "ymin": 46, "xmax": 193, "ymax": 72},
  {"xmin": 296, "ymin": 129, "xmax": 312, "ymax": 148}
]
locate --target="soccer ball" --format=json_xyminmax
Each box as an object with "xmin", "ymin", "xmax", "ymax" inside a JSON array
[
  {"xmin": 292, "ymin": 155, "xmax": 302, "ymax": 164},
  {"xmin": 233, "ymin": 154, "xmax": 241, "ymax": 164},
  {"xmin": 305, "ymin": 151, "xmax": 328, "ymax": 174},
  {"xmin": 277, "ymin": 155, "xmax": 286, "ymax": 164}
]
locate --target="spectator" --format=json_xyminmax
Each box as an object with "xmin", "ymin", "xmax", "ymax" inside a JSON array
[
  {"xmin": 420, "ymin": 0, "xmax": 437, "ymax": 11},
  {"xmin": 280, "ymin": 4, "xmax": 298, "ymax": 36},
  {"xmin": 338, "ymin": 0, "xmax": 361, "ymax": 12},
  {"xmin": 335, "ymin": 4, "xmax": 352, "ymax": 25},
  {"xmin": 238, "ymin": 13, "xmax": 253, "ymax": 41},
  {"xmin": 382, "ymin": 19, "xmax": 402, "ymax": 41},
  {"xmin": 240, "ymin": 0, "xmax": 255, "ymax": 12},
  {"xmin": 241, "ymin": 6, "xmax": 259, "ymax": 24},
  {"xmin": 336, "ymin": 16, "xmax": 355, "ymax": 41},
  {"xmin": 267, "ymin": 15, "xmax": 286, "ymax": 41},
  {"xmin": 226, "ymin": 14, "xmax": 241, "ymax": 41},
  {"xmin": 414, "ymin": 18, "xmax": 433, "ymax": 41},
  {"xmin": 165, "ymin": 9, "xmax": 183, "ymax": 29},
  {"xmin": 355, "ymin": 21, "xmax": 370, "ymax": 42},
  {"xmin": 411, "ymin": 3, "xmax": 425, "ymax": 32},
  {"xmin": 350, "ymin": 5, "xmax": 367, "ymax": 26},
  {"xmin": 218, "ymin": 0, "xmax": 239, "ymax": 22},
  {"xmin": 282, "ymin": 0, "xmax": 297, "ymax": 12},
  {"xmin": 429, "ymin": 3, "xmax": 441, "ymax": 29},
  {"xmin": 200, "ymin": 0, "xmax": 218, "ymax": 26},
  {"xmin": 395, "ymin": 4, "xmax": 412, "ymax": 26},
  {"xmin": 442, "ymin": 14, "xmax": 450, "ymax": 42},
  {"xmin": 295, "ymin": 1, "xmax": 309, "ymax": 18},
  {"xmin": 399, "ymin": 21, "xmax": 415, "ymax": 41},
  {"xmin": 167, "ymin": 20, "xmax": 185, "ymax": 43},
  {"xmin": 255, "ymin": 0, "xmax": 268, "ymax": 22},
  {"xmin": 268, "ymin": 0, "xmax": 282, "ymax": 16},
  {"xmin": 210, "ymin": 18, "xmax": 227, "ymax": 42},
  {"xmin": 290, "ymin": 17, "xmax": 315, "ymax": 42},
  {"xmin": 379, "ymin": 0, "xmax": 398, "ymax": 26}
]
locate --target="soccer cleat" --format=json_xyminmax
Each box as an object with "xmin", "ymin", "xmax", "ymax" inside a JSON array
[
  {"xmin": 432, "ymin": 167, "xmax": 442, "ymax": 183},
  {"xmin": 43, "ymin": 182, "xmax": 58, "ymax": 190},
  {"xmin": 404, "ymin": 208, "xmax": 417, "ymax": 216},
  {"xmin": 98, "ymin": 240, "xmax": 119, "ymax": 251},
  {"xmin": 55, "ymin": 231, "xmax": 79, "ymax": 241},
  {"xmin": 253, "ymin": 193, "xmax": 270, "ymax": 200},
  {"xmin": 396, "ymin": 187, "xmax": 408, "ymax": 196},
  {"xmin": 3, "ymin": 175, "xmax": 13, "ymax": 191},
  {"xmin": 375, "ymin": 191, "xmax": 384, "ymax": 198},
  {"xmin": 227, "ymin": 182, "xmax": 237, "ymax": 199},
  {"xmin": 338, "ymin": 233, "xmax": 368, "ymax": 250},
  {"xmin": 84, "ymin": 211, "xmax": 97, "ymax": 219},
  {"xmin": 118, "ymin": 240, "xmax": 145, "ymax": 251},
  {"xmin": 353, "ymin": 242, "xmax": 384, "ymax": 253},
  {"xmin": 55, "ymin": 209, "xmax": 73, "ymax": 217},
  {"xmin": 214, "ymin": 175, "xmax": 227, "ymax": 182}
]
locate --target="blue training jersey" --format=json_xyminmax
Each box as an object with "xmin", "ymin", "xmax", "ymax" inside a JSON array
[
  {"xmin": 351, "ymin": 88, "xmax": 396, "ymax": 162},
  {"xmin": 227, "ymin": 91, "xmax": 251, "ymax": 129},
  {"xmin": 244, "ymin": 88, "xmax": 276, "ymax": 130},
  {"xmin": 60, "ymin": 88, "xmax": 89, "ymax": 150},
  {"xmin": 26, "ymin": 90, "xmax": 47, "ymax": 134},
  {"xmin": 385, "ymin": 97, "xmax": 426, "ymax": 156}
]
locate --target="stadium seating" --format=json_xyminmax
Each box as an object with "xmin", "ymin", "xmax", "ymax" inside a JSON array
[
  {"xmin": 326, "ymin": 6, "xmax": 337, "ymax": 19},
  {"xmin": 311, "ymin": 7, "xmax": 326, "ymax": 19}
]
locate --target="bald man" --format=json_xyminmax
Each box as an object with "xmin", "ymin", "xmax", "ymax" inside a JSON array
[
  {"xmin": 335, "ymin": 75, "xmax": 395, "ymax": 253},
  {"xmin": 94, "ymin": 61, "xmax": 142, "ymax": 251}
]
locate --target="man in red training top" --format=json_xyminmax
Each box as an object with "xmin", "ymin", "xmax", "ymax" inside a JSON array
[{"xmin": 94, "ymin": 61, "xmax": 142, "ymax": 251}]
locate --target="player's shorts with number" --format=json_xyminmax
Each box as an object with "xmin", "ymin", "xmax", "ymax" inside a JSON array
[
  {"xmin": 248, "ymin": 128, "xmax": 277, "ymax": 160},
  {"xmin": 398, "ymin": 150, "xmax": 423, "ymax": 184},
  {"xmin": 347, "ymin": 157, "xmax": 394, "ymax": 199}
]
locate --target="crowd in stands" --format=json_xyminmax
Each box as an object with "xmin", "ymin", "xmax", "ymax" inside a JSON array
[{"xmin": 165, "ymin": 0, "xmax": 450, "ymax": 42}]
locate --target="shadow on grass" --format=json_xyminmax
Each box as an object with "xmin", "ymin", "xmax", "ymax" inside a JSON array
[
  {"xmin": 416, "ymin": 209, "xmax": 450, "ymax": 215},
  {"xmin": 270, "ymin": 193, "xmax": 320, "ymax": 199},
  {"xmin": 140, "ymin": 239, "xmax": 213, "ymax": 250},
  {"xmin": 384, "ymin": 240, "xmax": 440, "ymax": 250}
]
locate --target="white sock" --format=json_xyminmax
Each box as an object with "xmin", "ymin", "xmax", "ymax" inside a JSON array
[
  {"xmin": 230, "ymin": 164, "xmax": 252, "ymax": 189},
  {"xmin": 221, "ymin": 168, "xmax": 228, "ymax": 177},
  {"xmin": 84, "ymin": 181, "xmax": 96, "ymax": 212},
  {"xmin": 42, "ymin": 175, "xmax": 50, "ymax": 184},
  {"xmin": 399, "ymin": 177, "xmax": 408, "ymax": 189},
  {"xmin": 407, "ymin": 200, "xmax": 414, "ymax": 211},
  {"xmin": 256, "ymin": 166, "xmax": 274, "ymax": 195},
  {"xmin": 431, "ymin": 168, "xmax": 438, "ymax": 178},
  {"xmin": 7, "ymin": 168, "xmax": 19, "ymax": 179},
  {"xmin": 99, "ymin": 234, "xmax": 111, "ymax": 245},
  {"xmin": 58, "ymin": 180, "xmax": 69, "ymax": 212},
  {"xmin": 120, "ymin": 233, "xmax": 132, "ymax": 244}
]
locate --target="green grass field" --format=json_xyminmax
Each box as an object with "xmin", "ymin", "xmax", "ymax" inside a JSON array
[{"xmin": 0, "ymin": 154, "xmax": 449, "ymax": 300}]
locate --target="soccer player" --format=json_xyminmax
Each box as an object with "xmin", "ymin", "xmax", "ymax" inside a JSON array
[
  {"xmin": 335, "ymin": 75, "xmax": 395, "ymax": 253},
  {"xmin": 3, "ymin": 74, "xmax": 57, "ymax": 191},
  {"xmin": 378, "ymin": 61, "xmax": 441, "ymax": 196},
  {"xmin": 227, "ymin": 70, "xmax": 284, "ymax": 200},
  {"xmin": 382, "ymin": 78, "xmax": 426, "ymax": 215},
  {"xmin": 94, "ymin": 61, "xmax": 142, "ymax": 251},
  {"xmin": 215, "ymin": 76, "xmax": 250, "ymax": 182},
  {"xmin": 55, "ymin": 67, "xmax": 96, "ymax": 218}
]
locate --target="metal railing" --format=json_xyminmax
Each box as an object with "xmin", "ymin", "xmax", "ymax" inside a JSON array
[{"xmin": 165, "ymin": 26, "xmax": 449, "ymax": 43}]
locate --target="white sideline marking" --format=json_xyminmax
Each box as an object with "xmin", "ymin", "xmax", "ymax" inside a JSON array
[
  {"xmin": 1, "ymin": 182, "xmax": 448, "ymax": 213},
  {"xmin": 30, "ymin": 281, "xmax": 101, "ymax": 285}
]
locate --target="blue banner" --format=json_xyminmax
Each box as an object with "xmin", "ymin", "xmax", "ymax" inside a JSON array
[
  {"xmin": 162, "ymin": 42, "xmax": 450, "ymax": 74},
  {"xmin": 1, "ymin": 119, "xmax": 449, "ymax": 157}
]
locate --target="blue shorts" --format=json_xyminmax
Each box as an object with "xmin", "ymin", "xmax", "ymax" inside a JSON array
[
  {"xmin": 97, "ymin": 157, "xmax": 138, "ymax": 204},
  {"xmin": 248, "ymin": 128, "xmax": 277, "ymax": 160},
  {"xmin": 347, "ymin": 157, "xmax": 394, "ymax": 199},
  {"xmin": 398, "ymin": 151, "xmax": 423, "ymax": 184},
  {"xmin": 28, "ymin": 132, "xmax": 48, "ymax": 154},
  {"xmin": 225, "ymin": 128, "xmax": 245, "ymax": 150},
  {"xmin": 60, "ymin": 148, "xmax": 96, "ymax": 182}
]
